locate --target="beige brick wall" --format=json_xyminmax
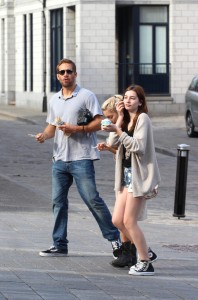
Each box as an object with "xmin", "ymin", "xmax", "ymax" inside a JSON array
[
  {"xmin": 0, "ymin": 0, "xmax": 198, "ymax": 114},
  {"xmin": 75, "ymin": 2, "xmax": 116, "ymax": 100},
  {"xmin": 0, "ymin": 0, "xmax": 15, "ymax": 103},
  {"xmin": 170, "ymin": 1, "xmax": 198, "ymax": 104}
]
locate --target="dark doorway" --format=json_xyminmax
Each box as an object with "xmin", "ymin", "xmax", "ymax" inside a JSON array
[{"xmin": 117, "ymin": 5, "xmax": 170, "ymax": 95}]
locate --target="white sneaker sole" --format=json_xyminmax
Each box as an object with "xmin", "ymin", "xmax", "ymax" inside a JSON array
[
  {"xmin": 39, "ymin": 252, "xmax": 68, "ymax": 257},
  {"xmin": 128, "ymin": 270, "xmax": 154, "ymax": 276}
]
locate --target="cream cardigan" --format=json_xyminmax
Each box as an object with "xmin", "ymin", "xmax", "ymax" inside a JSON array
[{"xmin": 108, "ymin": 113, "xmax": 161, "ymax": 198}]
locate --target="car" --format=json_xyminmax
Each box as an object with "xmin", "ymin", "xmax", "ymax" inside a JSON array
[{"xmin": 185, "ymin": 75, "xmax": 198, "ymax": 137}]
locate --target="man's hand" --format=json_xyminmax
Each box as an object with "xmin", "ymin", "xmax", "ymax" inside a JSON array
[
  {"xmin": 57, "ymin": 123, "xmax": 76, "ymax": 135},
  {"xmin": 36, "ymin": 132, "xmax": 48, "ymax": 143},
  {"xmin": 35, "ymin": 124, "xmax": 56, "ymax": 143}
]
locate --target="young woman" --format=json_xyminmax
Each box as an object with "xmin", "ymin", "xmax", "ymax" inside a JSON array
[
  {"xmin": 99, "ymin": 93, "xmax": 158, "ymax": 269},
  {"xmin": 102, "ymin": 85, "xmax": 161, "ymax": 275},
  {"xmin": 97, "ymin": 95, "xmax": 122, "ymax": 155}
]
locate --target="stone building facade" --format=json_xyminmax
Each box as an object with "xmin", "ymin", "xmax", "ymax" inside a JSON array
[{"xmin": 0, "ymin": 0, "xmax": 198, "ymax": 115}]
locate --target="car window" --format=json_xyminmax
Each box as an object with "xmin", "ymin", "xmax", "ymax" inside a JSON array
[{"xmin": 189, "ymin": 77, "xmax": 198, "ymax": 91}]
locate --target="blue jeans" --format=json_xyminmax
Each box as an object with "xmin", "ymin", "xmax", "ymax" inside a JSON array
[
  {"xmin": 122, "ymin": 167, "xmax": 133, "ymax": 192},
  {"xmin": 52, "ymin": 159, "xmax": 120, "ymax": 250}
]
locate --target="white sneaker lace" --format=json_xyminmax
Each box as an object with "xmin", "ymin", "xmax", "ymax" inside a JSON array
[
  {"xmin": 111, "ymin": 240, "xmax": 121, "ymax": 250},
  {"xmin": 134, "ymin": 261, "xmax": 149, "ymax": 272}
]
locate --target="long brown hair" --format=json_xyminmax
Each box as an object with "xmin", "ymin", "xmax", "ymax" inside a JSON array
[{"xmin": 122, "ymin": 84, "xmax": 148, "ymax": 132}]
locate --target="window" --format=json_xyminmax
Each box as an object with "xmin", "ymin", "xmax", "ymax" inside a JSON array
[
  {"xmin": 30, "ymin": 13, "xmax": 33, "ymax": 91},
  {"xmin": 189, "ymin": 77, "xmax": 198, "ymax": 91},
  {"xmin": 24, "ymin": 15, "xmax": 27, "ymax": 91},
  {"xmin": 140, "ymin": 6, "xmax": 168, "ymax": 23},
  {"xmin": 1, "ymin": 19, "xmax": 5, "ymax": 92},
  {"xmin": 117, "ymin": 5, "xmax": 170, "ymax": 94},
  {"xmin": 50, "ymin": 9, "xmax": 63, "ymax": 92},
  {"xmin": 139, "ymin": 6, "xmax": 168, "ymax": 74}
]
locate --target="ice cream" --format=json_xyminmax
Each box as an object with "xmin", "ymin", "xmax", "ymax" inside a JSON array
[
  {"xmin": 54, "ymin": 117, "xmax": 64, "ymax": 126},
  {"xmin": 101, "ymin": 118, "xmax": 111, "ymax": 128},
  {"xmin": 54, "ymin": 117, "xmax": 71, "ymax": 137}
]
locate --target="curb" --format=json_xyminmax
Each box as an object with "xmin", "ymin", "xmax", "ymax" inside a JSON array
[
  {"xmin": 0, "ymin": 111, "xmax": 38, "ymax": 125},
  {"xmin": 155, "ymin": 146, "xmax": 176, "ymax": 157},
  {"xmin": 0, "ymin": 109, "xmax": 179, "ymax": 158}
]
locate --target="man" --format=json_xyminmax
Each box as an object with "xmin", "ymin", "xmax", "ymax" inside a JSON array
[{"xmin": 36, "ymin": 58, "xmax": 121, "ymax": 257}]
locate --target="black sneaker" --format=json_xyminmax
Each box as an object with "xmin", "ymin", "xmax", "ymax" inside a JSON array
[
  {"xmin": 111, "ymin": 253, "xmax": 137, "ymax": 268},
  {"xmin": 39, "ymin": 246, "xmax": 68, "ymax": 257},
  {"xmin": 111, "ymin": 240, "xmax": 122, "ymax": 259},
  {"xmin": 137, "ymin": 247, "xmax": 158, "ymax": 263},
  {"xmin": 148, "ymin": 247, "xmax": 158, "ymax": 262},
  {"xmin": 111, "ymin": 242, "xmax": 137, "ymax": 268},
  {"xmin": 128, "ymin": 261, "xmax": 154, "ymax": 276}
]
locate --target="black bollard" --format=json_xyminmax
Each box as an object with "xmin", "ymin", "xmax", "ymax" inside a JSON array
[{"xmin": 173, "ymin": 144, "xmax": 190, "ymax": 219}]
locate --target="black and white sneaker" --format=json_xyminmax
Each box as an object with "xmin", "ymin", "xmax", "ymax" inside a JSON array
[
  {"xmin": 128, "ymin": 261, "xmax": 154, "ymax": 276},
  {"xmin": 148, "ymin": 247, "xmax": 158, "ymax": 262},
  {"xmin": 39, "ymin": 246, "xmax": 68, "ymax": 257},
  {"xmin": 137, "ymin": 247, "xmax": 158, "ymax": 263},
  {"xmin": 111, "ymin": 240, "xmax": 122, "ymax": 259}
]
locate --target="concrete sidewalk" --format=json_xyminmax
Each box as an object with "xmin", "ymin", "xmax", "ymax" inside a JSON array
[
  {"xmin": 0, "ymin": 104, "xmax": 197, "ymax": 300},
  {"xmin": 0, "ymin": 103, "xmax": 185, "ymax": 128}
]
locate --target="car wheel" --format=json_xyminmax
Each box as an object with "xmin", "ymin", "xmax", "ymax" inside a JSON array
[{"xmin": 186, "ymin": 112, "xmax": 196, "ymax": 137}]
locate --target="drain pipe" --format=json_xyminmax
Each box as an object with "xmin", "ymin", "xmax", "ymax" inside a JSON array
[{"xmin": 42, "ymin": 0, "xmax": 47, "ymax": 112}]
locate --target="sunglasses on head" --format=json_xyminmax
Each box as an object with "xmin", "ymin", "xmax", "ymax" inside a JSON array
[{"xmin": 58, "ymin": 69, "xmax": 74, "ymax": 75}]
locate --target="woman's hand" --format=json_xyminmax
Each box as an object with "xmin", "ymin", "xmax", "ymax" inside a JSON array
[
  {"xmin": 97, "ymin": 142, "xmax": 117, "ymax": 154},
  {"xmin": 97, "ymin": 142, "xmax": 110, "ymax": 151},
  {"xmin": 116, "ymin": 101, "xmax": 124, "ymax": 116},
  {"xmin": 101, "ymin": 124, "xmax": 122, "ymax": 136},
  {"xmin": 101, "ymin": 123, "xmax": 117, "ymax": 132}
]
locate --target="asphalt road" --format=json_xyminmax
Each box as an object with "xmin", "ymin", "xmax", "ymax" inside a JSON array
[
  {"xmin": 0, "ymin": 113, "xmax": 197, "ymax": 213},
  {"xmin": 0, "ymin": 113, "xmax": 197, "ymax": 300}
]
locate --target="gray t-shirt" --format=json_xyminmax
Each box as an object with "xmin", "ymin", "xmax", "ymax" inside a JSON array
[{"xmin": 47, "ymin": 85, "xmax": 102, "ymax": 162}]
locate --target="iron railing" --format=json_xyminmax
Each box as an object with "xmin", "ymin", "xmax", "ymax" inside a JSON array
[{"xmin": 117, "ymin": 63, "xmax": 171, "ymax": 95}]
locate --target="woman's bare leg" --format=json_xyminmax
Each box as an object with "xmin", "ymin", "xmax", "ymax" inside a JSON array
[{"xmin": 123, "ymin": 192, "xmax": 149, "ymax": 261}]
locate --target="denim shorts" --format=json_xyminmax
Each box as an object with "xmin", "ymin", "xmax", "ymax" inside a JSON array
[{"xmin": 122, "ymin": 167, "xmax": 133, "ymax": 192}]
